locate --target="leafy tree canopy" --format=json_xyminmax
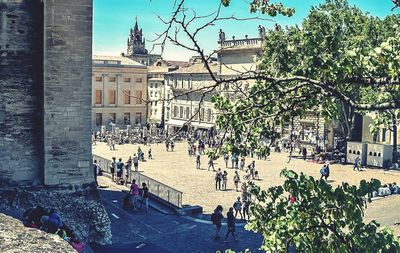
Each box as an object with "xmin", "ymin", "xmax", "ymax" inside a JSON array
[
  {"xmin": 245, "ymin": 169, "xmax": 400, "ymax": 252},
  {"xmin": 212, "ymin": 0, "xmax": 400, "ymax": 157}
]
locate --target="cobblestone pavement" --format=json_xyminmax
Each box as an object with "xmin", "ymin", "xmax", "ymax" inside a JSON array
[
  {"xmin": 93, "ymin": 142, "xmax": 400, "ymax": 236},
  {"xmin": 97, "ymin": 177, "xmax": 263, "ymax": 253}
]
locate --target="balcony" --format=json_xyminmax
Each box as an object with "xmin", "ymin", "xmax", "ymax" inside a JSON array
[{"xmin": 218, "ymin": 38, "xmax": 263, "ymax": 51}]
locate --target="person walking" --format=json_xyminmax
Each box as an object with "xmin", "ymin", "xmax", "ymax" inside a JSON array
[
  {"xmin": 110, "ymin": 157, "xmax": 116, "ymax": 182},
  {"xmin": 171, "ymin": 140, "xmax": 175, "ymax": 151},
  {"xmin": 208, "ymin": 158, "xmax": 215, "ymax": 171},
  {"xmin": 233, "ymin": 197, "xmax": 243, "ymax": 219},
  {"xmin": 242, "ymin": 198, "xmax": 250, "ymax": 221},
  {"xmin": 231, "ymin": 154, "xmax": 236, "ymax": 169},
  {"xmin": 211, "ymin": 205, "xmax": 223, "ymax": 239},
  {"xmin": 223, "ymin": 154, "xmax": 229, "ymax": 168},
  {"xmin": 302, "ymin": 147, "xmax": 307, "ymax": 160},
  {"xmin": 148, "ymin": 148, "xmax": 153, "ymax": 160},
  {"xmin": 215, "ymin": 169, "xmax": 222, "ymax": 190},
  {"xmin": 124, "ymin": 163, "xmax": 130, "ymax": 186},
  {"xmin": 133, "ymin": 154, "xmax": 139, "ymax": 172},
  {"xmin": 222, "ymin": 171, "xmax": 228, "ymax": 190},
  {"xmin": 165, "ymin": 140, "xmax": 170, "ymax": 151},
  {"xmin": 116, "ymin": 158, "xmax": 124, "ymax": 185},
  {"xmin": 196, "ymin": 152, "xmax": 201, "ymax": 169},
  {"xmin": 354, "ymin": 155, "xmax": 361, "ymax": 171},
  {"xmin": 129, "ymin": 179, "xmax": 140, "ymax": 210},
  {"xmin": 224, "ymin": 207, "xmax": 238, "ymax": 242},
  {"xmin": 140, "ymin": 183, "xmax": 149, "ymax": 212},
  {"xmin": 93, "ymin": 160, "xmax": 100, "ymax": 187},
  {"xmin": 240, "ymin": 157, "xmax": 245, "ymax": 170},
  {"xmin": 233, "ymin": 171, "xmax": 240, "ymax": 192}
]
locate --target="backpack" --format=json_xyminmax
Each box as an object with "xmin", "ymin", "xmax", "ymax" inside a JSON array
[{"xmin": 320, "ymin": 168, "xmax": 327, "ymax": 176}]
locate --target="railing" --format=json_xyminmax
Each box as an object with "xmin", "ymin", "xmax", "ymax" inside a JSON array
[
  {"xmin": 219, "ymin": 38, "xmax": 263, "ymax": 48},
  {"xmin": 93, "ymin": 154, "xmax": 183, "ymax": 208}
]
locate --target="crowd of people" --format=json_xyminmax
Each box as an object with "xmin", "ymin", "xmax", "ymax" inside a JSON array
[
  {"xmin": 23, "ymin": 206, "xmax": 85, "ymax": 252},
  {"xmin": 373, "ymin": 182, "xmax": 399, "ymax": 197}
]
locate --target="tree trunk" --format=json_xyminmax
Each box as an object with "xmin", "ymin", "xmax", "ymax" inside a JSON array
[{"xmin": 392, "ymin": 113, "xmax": 398, "ymax": 164}]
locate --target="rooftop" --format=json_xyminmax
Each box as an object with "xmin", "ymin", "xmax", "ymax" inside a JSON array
[
  {"xmin": 93, "ymin": 55, "xmax": 145, "ymax": 67},
  {"xmin": 166, "ymin": 62, "xmax": 218, "ymax": 75}
]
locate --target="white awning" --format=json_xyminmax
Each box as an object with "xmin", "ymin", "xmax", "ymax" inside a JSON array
[{"xmin": 166, "ymin": 119, "xmax": 215, "ymax": 129}]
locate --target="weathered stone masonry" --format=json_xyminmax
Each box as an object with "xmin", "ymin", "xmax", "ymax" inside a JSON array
[{"xmin": 0, "ymin": 0, "xmax": 93, "ymax": 186}]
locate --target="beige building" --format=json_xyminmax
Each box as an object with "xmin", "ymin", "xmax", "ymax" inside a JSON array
[
  {"xmin": 217, "ymin": 31, "xmax": 334, "ymax": 149},
  {"xmin": 92, "ymin": 55, "xmax": 148, "ymax": 130},
  {"xmin": 164, "ymin": 59, "xmax": 218, "ymax": 132},
  {"xmin": 147, "ymin": 59, "xmax": 186, "ymax": 127}
]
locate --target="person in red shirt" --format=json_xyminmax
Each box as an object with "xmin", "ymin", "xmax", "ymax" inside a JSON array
[{"xmin": 129, "ymin": 179, "xmax": 140, "ymax": 210}]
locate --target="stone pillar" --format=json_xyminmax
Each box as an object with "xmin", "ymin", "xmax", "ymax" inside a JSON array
[
  {"xmin": 43, "ymin": 0, "xmax": 93, "ymax": 185},
  {"xmin": 115, "ymin": 127, "xmax": 120, "ymax": 138},
  {"xmin": 126, "ymin": 125, "xmax": 131, "ymax": 135},
  {"xmin": 0, "ymin": 0, "xmax": 44, "ymax": 184},
  {"xmin": 111, "ymin": 123, "xmax": 116, "ymax": 134}
]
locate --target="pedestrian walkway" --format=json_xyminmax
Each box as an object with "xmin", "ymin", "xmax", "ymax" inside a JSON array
[{"xmin": 97, "ymin": 177, "xmax": 263, "ymax": 253}]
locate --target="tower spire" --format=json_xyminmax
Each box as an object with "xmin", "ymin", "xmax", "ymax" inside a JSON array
[{"xmin": 134, "ymin": 16, "xmax": 138, "ymax": 32}]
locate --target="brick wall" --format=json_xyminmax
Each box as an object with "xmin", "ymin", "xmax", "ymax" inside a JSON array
[{"xmin": 0, "ymin": 0, "xmax": 44, "ymax": 184}]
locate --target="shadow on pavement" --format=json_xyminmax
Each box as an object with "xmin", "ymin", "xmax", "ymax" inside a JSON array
[{"xmin": 91, "ymin": 242, "xmax": 173, "ymax": 253}]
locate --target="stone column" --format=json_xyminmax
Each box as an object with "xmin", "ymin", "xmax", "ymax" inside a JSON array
[
  {"xmin": 43, "ymin": 0, "xmax": 93, "ymax": 185},
  {"xmin": 0, "ymin": 0, "xmax": 44, "ymax": 184}
]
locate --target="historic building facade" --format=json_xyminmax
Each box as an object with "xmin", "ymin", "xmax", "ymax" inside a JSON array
[
  {"xmin": 217, "ymin": 29, "xmax": 334, "ymax": 149},
  {"xmin": 92, "ymin": 55, "xmax": 148, "ymax": 131},
  {"xmin": 164, "ymin": 59, "xmax": 218, "ymax": 132},
  {"xmin": 123, "ymin": 19, "xmax": 160, "ymax": 66}
]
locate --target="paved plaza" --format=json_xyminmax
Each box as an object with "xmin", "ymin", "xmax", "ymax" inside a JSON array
[{"xmin": 93, "ymin": 141, "xmax": 400, "ymax": 236}]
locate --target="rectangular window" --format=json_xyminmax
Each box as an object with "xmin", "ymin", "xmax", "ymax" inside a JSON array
[
  {"xmin": 124, "ymin": 77, "xmax": 131, "ymax": 82},
  {"xmin": 110, "ymin": 113, "xmax": 116, "ymax": 124},
  {"xmin": 186, "ymin": 107, "xmax": 190, "ymax": 120},
  {"xmin": 155, "ymin": 101, "xmax": 158, "ymax": 106},
  {"xmin": 109, "ymin": 77, "xmax": 116, "ymax": 82},
  {"xmin": 124, "ymin": 113, "xmax": 130, "ymax": 125},
  {"xmin": 150, "ymin": 83, "xmax": 153, "ymax": 88},
  {"xmin": 207, "ymin": 108, "xmax": 212, "ymax": 122},
  {"xmin": 179, "ymin": 106, "xmax": 183, "ymax": 118},
  {"xmin": 135, "ymin": 113, "xmax": 142, "ymax": 124},
  {"xmin": 154, "ymin": 109, "xmax": 158, "ymax": 115},
  {"xmin": 200, "ymin": 108, "xmax": 205, "ymax": 121},
  {"xmin": 96, "ymin": 113, "xmax": 102, "ymax": 126},
  {"xmin": 155, "ymin": 83, "xmax": 158, "ymax": 89},
  {"xmin": 382, "ymin": 128, "xmax": 387, "ymax": 142},
  {"xmin": 95, "ymin": 90, "xmax": 102, "ymax": 104},
  {"xmin": 136, "ymin": 91, "xmax": 143, "ymax": 104},
  {"xmin": 109, "ymin": 90, "xmax": 116, "ymax": 104},
  {"xmin": 136, "ymin": 78, "xmax": 143, "ymax": 83},
  {"xmin": 173, "ymin": 106, "xmax": 178, "ymax": 118},
  {"xmin": 124, "ymin": 90, "xmax": 131, "ymax": 104},
  {"xmin": 95, "ymin": 76, "xmax": 102, "ymax": 82}
]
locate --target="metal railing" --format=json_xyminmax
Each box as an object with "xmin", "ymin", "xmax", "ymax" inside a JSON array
[{"xmin": 93, "ymin": 155, "xmax": 183, "ymax": 208}]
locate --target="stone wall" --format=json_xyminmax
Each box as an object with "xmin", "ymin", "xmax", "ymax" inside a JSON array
[
  {"xmin": 43, "ymin": 0, "xmax": 93, "ymax": 185},
  {"xmin": 0, "ymin": 213, "xmax": 75, "ymax": 253},
  {"xmin": 0, "ymin": 186, "xmax": 112, "ymax": 245},
  {"xmin": 0, "ymin": 0, "xmax": 94, "ymax": 186},
  {"xmin": 0, "ymin": 0, "xmax": 44, "ymax": 184}
]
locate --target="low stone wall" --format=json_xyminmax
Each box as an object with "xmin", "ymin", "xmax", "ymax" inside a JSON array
[
  {"xmin": 0, "ymin": 185, "xmax": 112, "ymax": 245},
  {"xmin": 0, "ymin": 213, "xmax": 75, "ymax": 253}
]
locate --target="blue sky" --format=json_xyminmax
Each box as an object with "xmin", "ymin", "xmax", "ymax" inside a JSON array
[{"xmin": 93, "ymin": 0, "xmax": 397, "ymax": 61}]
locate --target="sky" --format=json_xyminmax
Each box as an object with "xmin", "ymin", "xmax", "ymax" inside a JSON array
[{"xmin": 93, "ymin": 0, "xmax": 398, "ymax": 61}]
